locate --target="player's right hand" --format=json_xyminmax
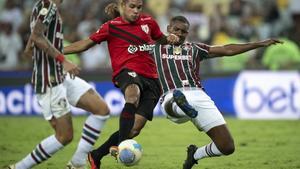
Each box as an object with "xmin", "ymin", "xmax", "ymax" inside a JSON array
[
  {"xmin": 22, "ymin": 43, "xmax": 34, "ymax": 59},
  {"xmin": 167, "ymin": 33, "xmax": 180, "ymax": 44},
  {"xmin": 62, "ymin": 60, "xmax": 81, "ymax": 79},
  {"xmin": 22, "ymin": 49, "xmax": 33, "ymax": 59}
]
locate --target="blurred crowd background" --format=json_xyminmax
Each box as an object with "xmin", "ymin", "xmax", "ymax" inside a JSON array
[{"xmin": 0, "ymin": 0, "xmax": 300, "ymax": 74}]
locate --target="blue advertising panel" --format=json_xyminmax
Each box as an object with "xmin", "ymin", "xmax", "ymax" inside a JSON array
[
  {"xmin": 1, "ymin": 71, "xmax": 299, "ymax": 119},
  {"xmin": 233, "ymin": 71, "xmax": 300, "ymax": 119},
  {"xmin": 0, "ymin": 82, "xmax": 163, "ymax": 117},
  {"xmin": 202, "ymin": 76, "xmax": 237, "ymax": 116}
]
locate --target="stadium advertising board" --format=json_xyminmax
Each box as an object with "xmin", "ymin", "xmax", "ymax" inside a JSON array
[
  {"xmin": 0, "ymin": 82, "xmax": 162, "ymax": 117},
  {"xmin": 233, "ymin": 71, "xmax": 300, "ymax": 119},
  {"xmin": 1, "ymin": 71, "xmax": 299, "ymax": 119}
]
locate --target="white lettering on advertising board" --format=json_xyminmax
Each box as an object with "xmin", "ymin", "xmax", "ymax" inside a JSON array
[{"xmin": 233, "ymin": 71, "xmax": 300, "ymax": 119}]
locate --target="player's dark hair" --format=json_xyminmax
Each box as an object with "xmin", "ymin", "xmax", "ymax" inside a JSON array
[
  {"xmin": 105, "ymin": 2, "xmax": 120, "ymax": 19},
  {"xmin": 171, "ymin": 16, "xmax": 190, "ymax": 26},
  {"xmin": 105, "ymin": 0, "xmax": 144, "ymax": 19}
]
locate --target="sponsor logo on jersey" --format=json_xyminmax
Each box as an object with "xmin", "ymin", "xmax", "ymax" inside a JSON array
[
  {"xmin": 128, "ymin": 45, "xmax": 139, "ymax": 54},
  {"xmin": 141, "ymin": 24, "xmax": 149, "ymax": 34},
  {"xmin": 110, "ymin": 20, "xmax": 122, "ymax": 24},
  {"xmin": 128, "ymin": 71, "xmax": 137, "ymax": 78},
  {"xmin": 173, "ymin": 47, "xmax": 182, "ymax": 55},
  {"xmin": 140, "ymin": 17, "xmax": 152, "ymax": 21},
  {"xmin": 40, "ymin": 8, "xmax": 48, "ymax": 15},
  {"xmin": 127, "ymin": 44, "xmax": 154, "ymax": 54},
  {"xmin": 162, "ymin": 54, "xmax": 192, "ymax": 60}
]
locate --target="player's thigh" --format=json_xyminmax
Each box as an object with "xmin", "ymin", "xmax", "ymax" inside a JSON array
[
  {"xmin": 76, "ymin": 89, "xmax": 109, "ymax": 116},
  {"xmin": 114, "ymin": 69, "xmax": 144, "ymax": 94},
  {"xmin": 185, "ymin": 90, "xmax": 226, "ymax": 132},
  {"xmin": 64, "ymin": 74, "xmax": 91, "ymax": 106},
  {"xmin": 136, "ymin": 78, "xmax": 161, "ymax": 121}
]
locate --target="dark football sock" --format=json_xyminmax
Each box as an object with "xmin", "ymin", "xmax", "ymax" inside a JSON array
[
  {"xmin": 91, "ymin": 131, "xmax": 119, "ymax": 162},
  {"xmin": 119, "ymin": 103, "xmax": 136, "ymax": 143}
]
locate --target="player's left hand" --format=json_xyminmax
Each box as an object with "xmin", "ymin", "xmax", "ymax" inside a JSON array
[
  {"xmin": 260, "ymin": 39, "xmax": 283, "ymax": 47},
  {"xmin": 63, "ymin": 59, "xmax": 81, "ymax": 79}
]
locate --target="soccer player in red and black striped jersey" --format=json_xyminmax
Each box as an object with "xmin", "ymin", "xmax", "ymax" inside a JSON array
[
  {"xmin": 156, "ymin": 16, "xmax": 282, "ymax": 169},
  {"xmin": 5, "ymin": 1, "xmax": 111, "ymax": 169},
  {"xmin": 64, "ymin": 0, "xmax": 179, "ymax": 168}
]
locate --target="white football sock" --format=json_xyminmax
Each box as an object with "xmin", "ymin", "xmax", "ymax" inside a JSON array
[
  {"xmin": 15, "ymin": 135, "xmax": 63, "ymax": 169},
  {"xmin": 194, "ymin": 142, "xmax": 223, "ymax": 160},
  {"xmin": 70, "ymin": 114, "xmax": 109, "ymax": 166}
]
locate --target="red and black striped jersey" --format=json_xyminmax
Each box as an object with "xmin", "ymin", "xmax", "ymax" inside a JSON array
[
  {"xmin": 30, "ymin": 0, "xmax": 64, "ymax": 93},
  {"xmin": 90, "ymin": 14, "xmax": 164, "ymax": 80},
  {"xmin": 152, "ymin": 43, "xmax": 210, "ymax": 94}
]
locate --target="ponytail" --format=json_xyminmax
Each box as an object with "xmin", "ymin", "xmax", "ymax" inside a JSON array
[{"xmin": 105, "ymin": 2, "xmax": 120, "ymax": 19}]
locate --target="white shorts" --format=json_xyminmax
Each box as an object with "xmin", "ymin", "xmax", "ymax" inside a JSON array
[
  {"xmin": 36, "ymin": 84, "xmax": 71, "ymax": 120},
  {"xmin": 160, "ymin": 88, "xmax": 226, "ymax": 132},
  {"xmin": 36, "ymin": 75, "xmax": 92, "ymax": 120},
  {"xmin": 64, "ymin": 75, "xmax": 92, "ymax": 106}
]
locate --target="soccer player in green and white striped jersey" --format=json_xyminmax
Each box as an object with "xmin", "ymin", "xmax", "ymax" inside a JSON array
[
  {"xmin": 155, "ymin": 16, "xmax": 282, "ymax": 169},
  {"xmin": 5, "ymin": 1, "xmax": 110, "ymax": 169}
]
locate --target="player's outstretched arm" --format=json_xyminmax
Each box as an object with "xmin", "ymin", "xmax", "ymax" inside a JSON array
[
  {"xmin": 64, "ymin": 38, "xmax": 96, "ymax": 55},
  {"xmin": 156, "ymin": 34, "xmax": 180, "ymax": 45},
  {"xmin": 208, "ymin": 39, "xmax": 283, "ymax": 57}
]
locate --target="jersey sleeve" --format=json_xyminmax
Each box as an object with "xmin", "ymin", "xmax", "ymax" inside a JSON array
[
  {"xmin": 149, "ymin": 17, "xmax": 164, "ymax": 40},
  {"xmin": 37, "ymin": 0, "xmax": 57, "ymax": 26},
  {"xmin": 195, "ymin": 43, "xmax": 210, "ymax": 61},
  {"xmin": 89, "ymin": 22, "xmax": 109, "ymax": 44}
]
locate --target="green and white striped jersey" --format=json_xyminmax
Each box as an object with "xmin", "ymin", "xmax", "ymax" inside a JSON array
[
  {"xmin": 30, "ymin": 0, "xmax": 64, "ymax": 93},
  {"xmin": 152, "ymin": 43, "xmax": 210, "ymax": 94}
]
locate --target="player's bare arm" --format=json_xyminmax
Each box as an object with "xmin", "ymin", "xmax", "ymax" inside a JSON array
[
  {"xmin": 31, "ymin": 20, "xmax": 62, "ymax": 58},
  {"xmin": 31, "ymin": 20, "xmax": 80, "ymax": 75},
  {"xmin": 64, "ymin": 38, "xmax": 96, "ymax": 55},
  {"xmin": 208, "ymin": 39, "xmax": 283, "ymax": 57},
  {"xmin": 156, "ymin": 34, "xmax": 180, "ymax": 45},
  {"xmin": 22, "ymin": 35, "xmax": 34, "ymax": 59}
]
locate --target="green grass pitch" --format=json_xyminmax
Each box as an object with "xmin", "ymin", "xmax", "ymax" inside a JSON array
[{"xmin": 0, "ymin": 117, "xmax": 300, "ymax": 169}]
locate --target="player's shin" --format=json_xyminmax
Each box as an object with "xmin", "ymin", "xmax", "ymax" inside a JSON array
[{"xmin": 119, "ymin": 103, "xmax": 136, "ymax": 143}]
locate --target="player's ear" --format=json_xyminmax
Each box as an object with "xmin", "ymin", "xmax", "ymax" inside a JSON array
[{"xmin": 167, "ymin": 25, "xmax": 171, "ymax": 33}]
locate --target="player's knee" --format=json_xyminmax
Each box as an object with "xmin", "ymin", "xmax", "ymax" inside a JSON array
[
  {"xmin": 125, "ymin": 84, "xmax": 140, "ymax": 104},
  {"xmin": 92, "ymin": 102, "xmax": 110, "ymax": 116},
  {"xmin": 56, "ymin": 132, "xmax": 73, "ymax": 145},
  {"xmin": 220, "ymin": 140, "xmax": 235, "ymax": 155}
]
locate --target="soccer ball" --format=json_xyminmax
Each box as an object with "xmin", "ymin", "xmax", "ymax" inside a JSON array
[{"xmin": 118, "ymin": 139, "xmax": 143, "ymax": 166}]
